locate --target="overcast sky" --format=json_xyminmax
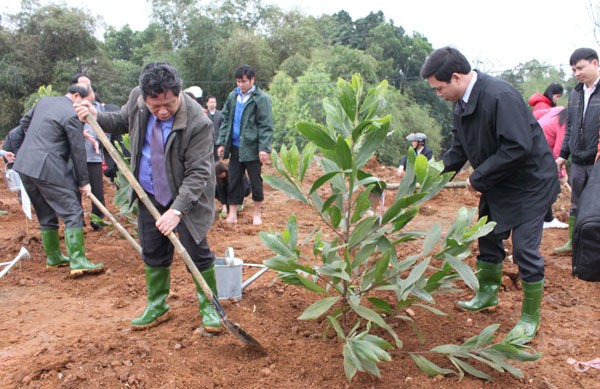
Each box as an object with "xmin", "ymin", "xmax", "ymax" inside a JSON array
[{"xmin": 2, "ymin": 0, "xmax": 598, "ymax": 72}]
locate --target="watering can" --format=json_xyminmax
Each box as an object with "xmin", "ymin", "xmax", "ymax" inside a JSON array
[{"xmin": 214, "ymin": 247, "xmax": 269, "ymax": 300}]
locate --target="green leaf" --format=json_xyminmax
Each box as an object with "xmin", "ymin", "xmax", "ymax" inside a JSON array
[
  {"xmin": 334, "ymin": 136, "xmax": 353, "ymax": 171},
  {"xmin": 298, "ymin": 296, "xmax": 340, "ymax": 320},
  {"xmin": 445, "ymin": 254, "xmax": 478, "ymax": 291},
  {"xmin": 367, "ymin": 297, "xmax": 393, "ymax": 313},
  {"xmin": 327, "ymin": 315, "xmax": 346, "ymax": 340},
  {"xmin": 489, "ymin": 343, "xmax": 542, "ymax": 362},
  {"xmin": 354, "ymin": 119, "xmax": 389, "ymax": 168},
  {"xmin": 297, "ymin": 275, "xmax": 328, "ymax": 295},
  {"xmin": 348, "ymin": 217, "xmax": 375, "ymax": 249},
  {"xmin": 299, "ymin": 143, "xmax": 317, "ymax": 182},
  {"xmin": 422, "ymin": 224, "xmax": 442, "ymax": 256},
  {"xmin": 476, "ymin": 324, "xmax": 500, "ymax": 348},
  {"xmin": 286, "ymin": 214, "xmax": 298, "ymax": 249},
  {"xmin": 431, "ymin": 344, "xmax": 462, "ymax": 354},
  {"xmin": 343, "ymin": 343, "xmax": 359, "ymax": 381},
  {"xmin": 310, "ymin": 171, "xmax": 341, "ymax": 194},
  {"xmin": 297, "ymin": 122, "xmax": 336, "ymax": 149},
  {"xmin": 413, "ymin": 303, "xmax": 448, "ymax": 316},
  {"xmin": 409, "ymin": 353, "xmax": 456, "ymax": 377},
  {"xmin": 449, "ymin": 356, "xmax": 493, "ymax": 381},
  {"xmin": 414, "ymin": 153, "xmax": 429, "ymax": 184},
  {"xmin": 259, "ymin": 231, "xmax": 298, "ymax": 259},
  {"xmin": 338, "ymin": 79, "xmax": 357, "ymax": 122},
  {"xmin": 263, "ymin": 175, "xmax": 308, "ymax": 203},
  {"xmin": 349, "ymin": 298, "xmax": 401, "ymax": 347},
  {"xmin": 318, "ymin": 260, "xmax": 351, "ymax": 281}
]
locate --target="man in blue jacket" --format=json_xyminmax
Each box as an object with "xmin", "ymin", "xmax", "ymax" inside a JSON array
[
  {"xmin": 217, "ymin": 65, "xmax": 273, "ymax": 225},
  {"xmin": 421, "ymin": 46, "xmax": 560, "ymax": 345}
]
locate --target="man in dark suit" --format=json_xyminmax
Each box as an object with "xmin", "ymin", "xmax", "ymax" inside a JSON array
[
  {"xmin": 13, "ymin": 83, "xmax": 105, "ymax": 276},
  {"xmin": 205, "ymin": 95, "xmax": 222, "ymax": 161},
  {"xmin": 420, "ymin": 47, "xmax": 560, "ymax": 345}
]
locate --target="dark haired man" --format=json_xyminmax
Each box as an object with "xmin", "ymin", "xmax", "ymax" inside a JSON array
[
  {"xmin": 217, "ymin": 65, "xmax": 273, "ymax": 225},
  {"xmin": 420, "ymin": 46, "xmax": 560, "ymax": 344},
  {"xmin": 206, "ymin": 95, "xmax": 222, "ymax": 161},
  {"xmin": 75, "ymin": 62, "xmax": 221, "ymax": 333},
  {"xmin": 555, "ymin": 48, "xmax": 600, "ymax": 254},
  {"xmin": 14, "ymin": 83, "xmax": 105, "ymax": 275}
]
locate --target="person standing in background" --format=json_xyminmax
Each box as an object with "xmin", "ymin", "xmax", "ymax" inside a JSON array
[
  {"xmin": 217, "ymin": 65, "xmax": 273, "ymax": 225},
  {"xmin": 528, "ymin": 83, "xmax": 564, "ymax": 118},
  {"xmin": 555, "ymin": 48, "xmax": 600, "ymax": 254},
  {"xmin": 528, "ymin": 83, "xmax": 569, "ymax": 229},
  {"xmin": 206, "ymin": 95, "xmax": 222, "ymax": 161},
  {"xmin": 71, "ymin": 73, "xmax": 106, "ymax": 230}
]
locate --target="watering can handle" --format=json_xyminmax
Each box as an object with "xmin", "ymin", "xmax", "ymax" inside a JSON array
[{"xmin": 225, "ymin": 247, "xmax": 234, "ymax": 266}]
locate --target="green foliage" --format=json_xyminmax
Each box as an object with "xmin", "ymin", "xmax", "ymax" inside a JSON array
[
  {"xmin": 261, "ymin": 74, "xmax": 539, "ymax": 382},
  {"xmin": 377, "ymin": 88, "xmax": 443, "ymax": 166},
  {"xmin": 95, "ymin": 134, "xmax": 138, "ymax": 236},
  {"xmin": 23, "ymin": 85, "xmax": 59, "ymax": 113}
]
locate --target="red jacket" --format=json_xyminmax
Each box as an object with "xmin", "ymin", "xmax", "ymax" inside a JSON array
[
  {"xmin": 537, "ymin": 106, "xmax": 567, "ymax": 177},
  {"xmin": 528, "ymin": 93, "xmax": 552, "ymax": 119}
]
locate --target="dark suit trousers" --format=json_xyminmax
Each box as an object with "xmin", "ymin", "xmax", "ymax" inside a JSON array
[
  {"xmin": 227, "ymin": 147, "xmax": 263, "ymax": 204},
  {"xmin": 477, "ymin": 212, "xmax": 545, "ymax": 282},
  {"xmin": 20, "ymin": 174, "xmax": 84, "ymax": 229},
  {"xmin": 88, "ymin": 162, "xmax": 104, "ymax": 219},
  {"xmin": 138, "ymin": 193, "xmax": 215, "ymax": 270}
]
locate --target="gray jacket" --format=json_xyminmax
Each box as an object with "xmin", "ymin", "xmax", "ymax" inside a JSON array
[
  {"xmin": 97, "ymin": 87, "xmax": 215, "ymax": 244},
  {"xmin": 14, "ymin": 96, "xmax": 89, "ymax": 190}
]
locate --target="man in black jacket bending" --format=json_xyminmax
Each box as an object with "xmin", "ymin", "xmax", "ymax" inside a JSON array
[{"xmin": 421, "ymin": 46, "xmax": 560, "ymax": 345}]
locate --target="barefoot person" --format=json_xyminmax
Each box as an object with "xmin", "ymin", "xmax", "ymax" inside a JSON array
[
  {"xmin": 217, "ymin": 65, "xmax": 273, "ymax": 225},
  {"xmin": 421, "ymin": 47, "xmax": 559, "ymax": 344},
  {"xmin": 75, "ymin": 62, "xmax": 221, "ymax": 334}
]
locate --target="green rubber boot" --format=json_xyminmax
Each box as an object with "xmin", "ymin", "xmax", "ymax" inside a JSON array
[
  {"xmin": 40, "ymin": 228, "xmax": 69, "ymax": 268},
  {"xmin": 554, "ymin": 216, "xmax": 575, "ymax": 254},
  {"xmin": 131, "ymin": 265, "xmax": 171, "ymax": 329},
  {"xmin": 65, "ymin": 227, "xmax": 104, "ymax": 275},
  {"xmin": 193, "ymin": 265, "xmax": 222, "ymax": 334},
  {"xmin": 503, "ymin": 279, "xmax": 544, "ymax": 344},
  {"xmin": 457, "ymin": 260, "xmax": 503, "ymax": 312}
]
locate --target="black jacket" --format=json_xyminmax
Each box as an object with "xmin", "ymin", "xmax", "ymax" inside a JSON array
[
  {"xmin": 443, "ymin": 71, "xmax": 560, "ymax": 233},
  {"xmin": 559, "ymin": 81, "xmax": 600, "ymax": 165}
]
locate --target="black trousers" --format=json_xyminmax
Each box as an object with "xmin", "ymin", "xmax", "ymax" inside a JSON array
[
  {"xmin": 20, "ymin": 174, "xmax": 84, "ymax": 229},
  {"xmin": 227, "ymin": 146, "xmax": 263, "ymax": 204},
  {"xmin": 478, "ymin": 212, "xmax": 545, "ymax": 282},
  {"xmin": 88, "ymin": 162, "xmax": 104, "ymax": 219},
  {"xmin": 137, "ymin": 194, "xmax": 215, "ymax": 270}
]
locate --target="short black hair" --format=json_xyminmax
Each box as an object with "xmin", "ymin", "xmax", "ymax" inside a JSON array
[
  {"xmin": 569, "ymin": 48, "xmax": 598, "ymax": 66},
  {"xmin": 139, "ymin": 62, "xmax": 182, "ymax": 99},
  {"xmin": 67, "ymin": 83, "xmax": 91, "ymax": 98},
  {"xmin": 71, "ymin": 72, "xmax": 90, "ymax": 85},
  {"xmin": 234, "ymin": 65, "xmax": 255, "ymax": 80},
  {"xmin": 206, "ymin": 95, "xmax": 216, "ymax": 101},
  {"xmin": 420, "ymin": 46, "xmax": 471, "ymax": 82}
]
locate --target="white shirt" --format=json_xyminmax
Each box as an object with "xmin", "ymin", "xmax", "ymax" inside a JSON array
[{"xmin": 583, "ymin": 75, "xmax": 600, "ymax": 116}]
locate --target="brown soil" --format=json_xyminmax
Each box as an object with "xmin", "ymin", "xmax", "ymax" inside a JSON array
[{"xmin": 1, "ymin": 159, "xmax": 599, "ymax": 389}]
